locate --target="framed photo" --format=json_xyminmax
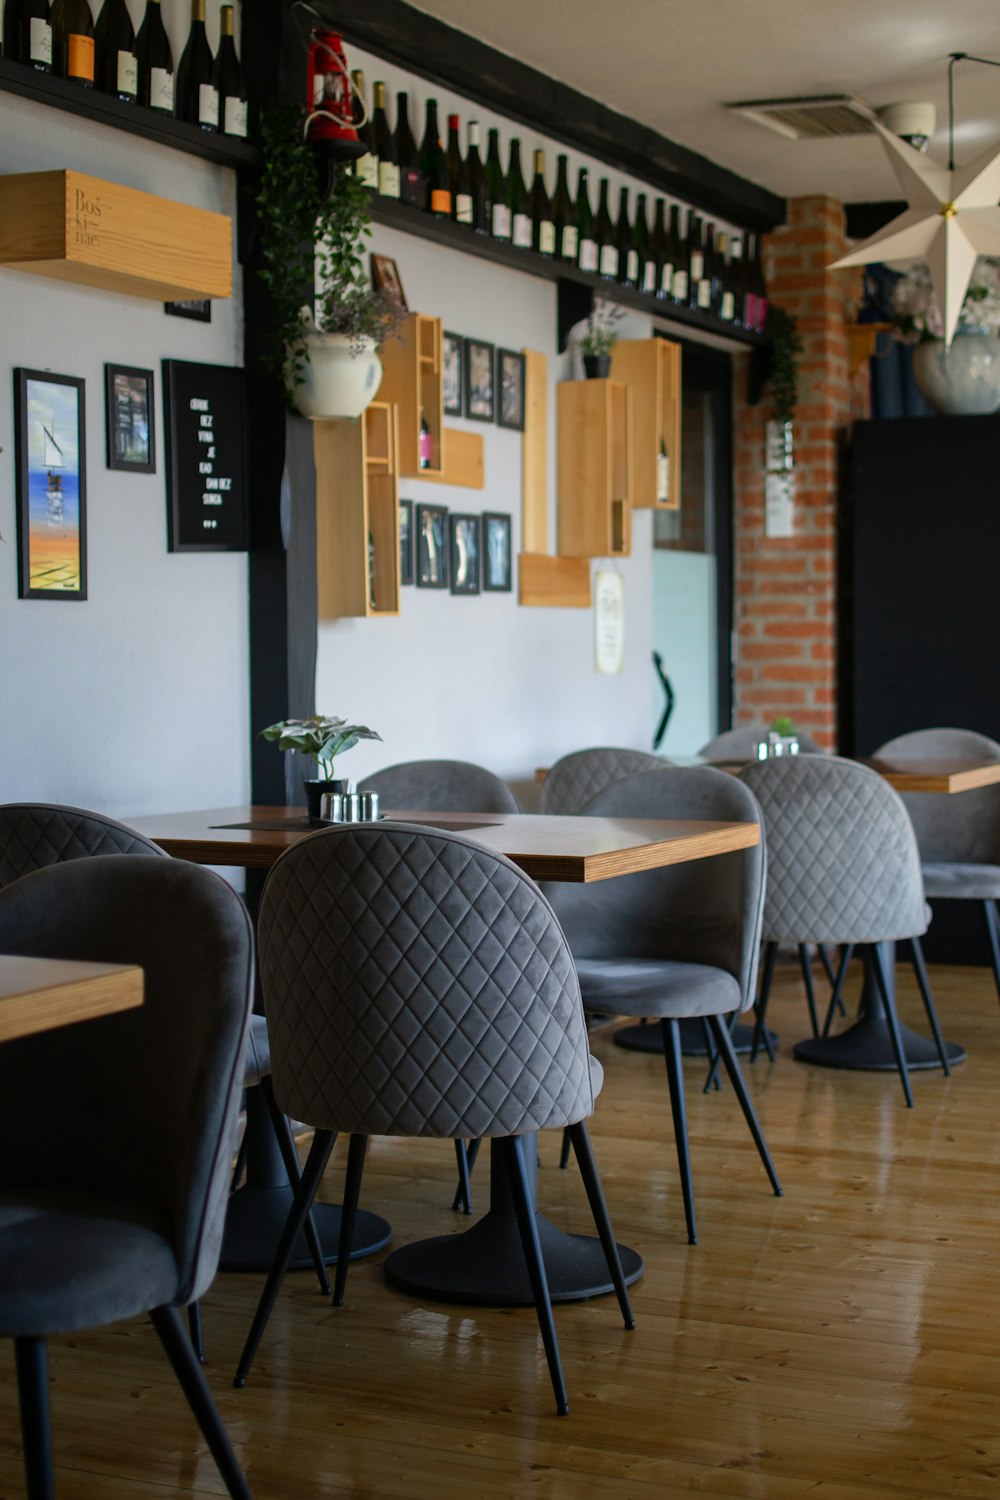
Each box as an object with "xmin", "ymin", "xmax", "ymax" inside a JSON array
[
  {"xmin": 497, "ymin": 348, "xmax": 526, "ymax": 431},
  {"xmin": 464, "ymin": 337, "xmax": 495, "ymax": 422},
  {"xmin": 399, "ymin": 498, "xmax": 414, "ymax": 586},
  {"xmin": 416, "ymin": 503, "xmax": 449, "ymax": 589},
  {"xmin": 162, "ymin": 359, "xmax": 248, "ymax": 552},
  {"xmin": 13, "ymin": 369, "xmax": 87, "ymax": 601},
  {"xmin": 449, "ymin": 513, "xmax": 481, "ymax": 595},
  {"xmin": 443, "ymin": 331, "xmax": 463, "ymax": 417},
  {"xmin": 164, "ymin": 299, "xmax": 211, "ymax": 322},
  {"xmin": 371, "ymin": 253, "xmax": 407, "ymax": 309},
  {"xmin": 105, "ymin": 364, "xmax": 155, "ymax": 473},
  {"xmin": 482, "ymin": 512, "xmax": 513, "ymax": 592}
]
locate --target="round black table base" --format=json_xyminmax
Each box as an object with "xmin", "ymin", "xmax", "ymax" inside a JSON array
[
  {"xmin": 383, "ymin": 1211, "xmax": 643, "ymax": 1308},
  {"xmin": 614, "ymin": 1018, "xmax": 779, "ymax": 1058},
  {"xmin": 219, "ymin": 1186, "xmax": 391, "ymax": 1274},
  {"xmin": 793, "ymin": 1018, "xmax": 966, "ymax": 1072}
]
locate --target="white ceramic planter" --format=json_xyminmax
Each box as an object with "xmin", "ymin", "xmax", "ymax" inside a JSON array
[
  {"xmin": 293, "ymin": 334, "xmax": 383, "ymax": 420},
  {"xmin": 912, "ymin": 333, "xmax": 1000, "ymax": 416}
]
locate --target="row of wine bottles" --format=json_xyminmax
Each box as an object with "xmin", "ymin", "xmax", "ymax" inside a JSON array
[
  {"xmin": 350, "ymin": 76, "xmax": 768, "ymax": 334},
  {"xmin": 2, "ymin": 0, "xmax": 247, "ymax": 135}
]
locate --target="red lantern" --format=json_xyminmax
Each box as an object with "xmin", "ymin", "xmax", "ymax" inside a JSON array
[{"xmin": 305, "ymin": 30, "xmax": 364, "ymax": 159}]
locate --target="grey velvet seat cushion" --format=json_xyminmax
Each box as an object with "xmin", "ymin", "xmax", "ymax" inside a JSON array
[
  {"xmin": 0, "ymin": 1190, "xmax": 177, "ymax": 1336},
  {"xmin": 921, "ymin": 861, "xmax": 1000, "ymax": 900},
  {"xmin": 576, "ymin": 958, "xmax": 742, "ymax": 1019},
  {"xmin": 539, "ymin": 748, "xmax": 670, "ymax": 816},
  {"xmin": 358, "ymin": 760, "xmax": 519, "ymax": 813}
]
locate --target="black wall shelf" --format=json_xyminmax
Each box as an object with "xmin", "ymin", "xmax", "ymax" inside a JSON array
[
  {"xmin": 370, "ymin": 196, "xmax": 766, "ymax": 352},
  {"xmin": 0, "ymin": 59, "xmax": 259, "ymax": 169}
]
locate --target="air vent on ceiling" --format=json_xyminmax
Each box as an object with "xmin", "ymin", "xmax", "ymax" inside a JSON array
[{"xmin": 725, "ymin": 94, "xmax": 877, "ymax": 141}]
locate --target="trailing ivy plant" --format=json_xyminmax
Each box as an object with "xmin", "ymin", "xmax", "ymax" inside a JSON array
[
  {"xmin": 254, "ymin": 103, "xmax": 404, "ymax": 405},
  {"xmin": 764, "ymin": 305, "xmax": 803, "ymax": 425}
]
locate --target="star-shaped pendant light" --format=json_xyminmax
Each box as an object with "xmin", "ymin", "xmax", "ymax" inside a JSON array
[{"xmin": 831, "ymin": 119, "xmax": 1000, "ymax": 344}]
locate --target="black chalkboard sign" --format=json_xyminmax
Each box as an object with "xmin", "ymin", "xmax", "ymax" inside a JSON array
[{"xmin": 163, "ymin": 359, "xmax": 248, "ymax": 552}]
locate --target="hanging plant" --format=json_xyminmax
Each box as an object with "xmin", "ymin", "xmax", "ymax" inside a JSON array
[{"xmin": 764, "ymin": 306, "xmax": 802, "ymax": 425}]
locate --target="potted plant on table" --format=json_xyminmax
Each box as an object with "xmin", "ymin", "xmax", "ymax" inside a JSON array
[
  {"xmin": 889, "ymin": 257, "xmax": 1000, "ymax": 414},
  {"xmin": 579, "ymin": 299, "xmax": 624, "ymax": 378},
  {"xmin": 255, "ymin": 103, "xmax": 405, "ymax": 418},
  {"xmin": 260, "ymin": 714, "xmax": 382, "ymax": 821}
]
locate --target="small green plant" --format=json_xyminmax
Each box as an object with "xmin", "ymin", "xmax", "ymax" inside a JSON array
[
  {"xmin": 580, "ymin": 299, "xmax": 625, "ymax": 357},
  {"xmin": 260, "ymin": 714, "xmax": 382, "ymax": 781},
  {"xmin": 764, "ymin": 306, "xmax": 802, "ymax": 425},
  {"xmin": 771, "ymin": 715, "xmax": 797, "ymax": 737}
]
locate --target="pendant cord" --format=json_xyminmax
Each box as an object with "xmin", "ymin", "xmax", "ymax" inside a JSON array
[{"xmin": 948, "ymin": 51, "xmax": 1000, "ymax": 172}]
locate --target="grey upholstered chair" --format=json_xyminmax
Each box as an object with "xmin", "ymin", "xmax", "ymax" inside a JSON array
[
  {"xmin": 539, "ymin": 747, "xmax": 670, "ymax": 816},
  {"xmin": 873, "ymin": 728, "xmax": 1000, "ymax": 1001},
  {"xmin": 0, "ymin": 855, "xmax": 254, "ymax": 1499},
  {"xmin": 234, "ymin": 822, "xmax": 634, "ymax": 1415},
  {"xmin": 699, "ymin": 725, "xmax": 825, "ymax": 761},
  {"xmin": 358, "ymin": 758, "xmax": 520, "ymax": 813},
  {"xmin": 740, "ymin": 755, "xmax": 944, "ymax": 1106},
  {"xmin": 543, "ymin": 767, "xmax": 781, "ymax": 1246}
]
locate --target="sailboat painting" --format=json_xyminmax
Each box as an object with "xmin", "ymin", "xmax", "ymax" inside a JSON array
[{"xmin": 14, "ymin": 369, "xmax": 87, "ymax": 600}]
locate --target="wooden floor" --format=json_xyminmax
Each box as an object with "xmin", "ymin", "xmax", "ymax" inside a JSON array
[{"xmin": 3, "ymin": 958, "xmax": 1000, "ymax": 1499}]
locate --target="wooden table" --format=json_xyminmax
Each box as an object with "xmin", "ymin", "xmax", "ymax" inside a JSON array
[
  {"xmin": 127, "ymin": 804, "xmax": 760, "ymax": 1304},
  {"xmin": 0, "ymin": 955, "xmax": 143, "ymax": 1043},
  {"xmin": 861, "ymin": 756, "xmax": 1000, "ymax": 794}
]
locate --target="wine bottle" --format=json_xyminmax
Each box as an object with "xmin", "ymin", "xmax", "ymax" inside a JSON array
[
  {"xmin": 395, "ymin": 91, "xmax": 420, "ymax": 205},
  {"xmin": 688, "ymin": 214, "xmax": 708, "ymax": 310},
  {"xmin": 728, "ymin": 233, "xmax": 747, "ymax": 327},
  {"xmin": 372, "ymin": 83, "xmax": 399, "ymax": 198},
  {"xmin": 530, "ymin": 149, "xmax": 555, "ymax": 257},
  {"xmin": 595, "ymin": 178, "xmax": 617, "ymax": 280},
  {"xmin": 349, "ymin": 70, "xmax": 376, "ymax": 185},
  {"xmin": 648, "ymin": 199, "xmax": 666, "ymax": 298},
  {"xmin": 4, "ymin": 0, "xmax": 52, "ymax": 70},
  {"xmin": 50, "ymin": 0, "xmax": 94, "ymax": 86},
  {"xmin": 446, "ymin": 113, "xmax": 465, "ymax": 221},
  {"xmin": 94, "ymin": 0, "xmax": 135, "ymax": 101},
  {"xmin": 215, "ymin": 5, "xmax": 246, "ymax": 138},
  {"xmin": 697, "ymin": 221, "xmax": 715, "ymax": 312},
  {"xmin": 135, "ymin": 0, "xmax": 172, "ymax": 111},
  {"xmin": 486, "ymin": 128, "xmax": 510, "ymax": 242},
  {"xmin": 552, "ymin": 154, "xmax": 577, "ymax": 263},
  {"xmin": 508, "ymin": 139, "xmax": 531, "ymax": 249},
  {"xmin": 663, "ymin": 204, "xmax": 680, "ymax": 301},
  {"xmin": 464, "ymin": 121, "xmax": 488, "ymax": 233},
  {"xmin": 175, "ymin": 0, "xmax": 217, "ymax": 130},
  {"xmin": 419, "ymin": 99, "xmax": 450, "ymax": 217},
  {"xmin": 634, "ymin": 193, "xmax": 654, "ymax": 296},
  {"xmin": 575, "ymin": 167, "xmax": 597, "ymax": 273},
  {"xmin": 672, "ymin": 208, "xmax": 690, "ymax": 305},
  {"xmin": 718, "ymin": 232, "xmax": 735, "ymax": 321},
  {"xmin": 616, "ymin": 186, "xmax": 637, "ymax": 288},
  {"xmin": 419, "ymin": 410, "xmax": 432, "ymax": 470},
  {"xmin": 657, "ymin": 437, "xmax": 670, "ymax": 504}
]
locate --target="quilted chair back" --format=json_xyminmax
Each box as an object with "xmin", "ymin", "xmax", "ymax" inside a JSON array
[
  {"xmin": 539, "ymin": 747, "xmax": 670, "ymax": 816},
  {"xmin": 0, "ymin": 802, "xmax": 166, "ymax": 887},
  {"xmin": 543, "ymin": 767, "xmax": 765, "ymax": 1013},
  {"xmin": 0, "ymin": 856, "xmax": 253, "ymax": 1305},
  {"xmin": 873, "ymin": 728, "xmax": 1000, "ymax": 865},
  {"xmin": 699, "ymin": 725, "xmax": 825, "ymax": 762},
  {"xmin": 741, "ymin": 754, "xmax": 928, "ymax": 945},
  {"xmin": 358, "ymin": 759, "xmax": 519, "ymax": 813},
  {"xmin": 258, "ymin": 823, "xmax": 593, "ymax": 1140}
]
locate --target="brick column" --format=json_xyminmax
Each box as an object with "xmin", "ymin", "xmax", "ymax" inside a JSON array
[{"xmin": 732, "ymin": 196, "xmax": 866, "ymax": 749}]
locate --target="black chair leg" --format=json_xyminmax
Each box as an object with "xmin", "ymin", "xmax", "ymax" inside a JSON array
[
  {"xmin": 567, "ymin": 1121, "xmax": 635, "ymax": 1330},
  {"xmin": 701, "ymin": 1018, "xmax": 722, "ymax": 1093},
  {"xmin": 797, "ymin": 944, "xmax": 820, "ymax": 1037},
  {"xmin": 909, "ymin": 936, "xmax": 950, "ymax": 1075},
  {"xmin": 821, "ymin": 944, "xmax": 854, "ymax": 1036},
  {"xmin": 707, "ymin": 1015, "xmax": 782, "ymax": 1197},
  {"xmin": 234, "ymin": 1129, "xmax": 337, "ymax": 1387},
  {"xmin": 497, "ymin": 1135, "xmax": 569, "ymax": 1416},
  {"xmin": 818, "ymin": 946, "xmax": 847, "ymax": 1016},
  {"xmin": 333, "ymin": 1134, "xmax": 368, "ymax": 1307},
  {"xmin": 868, "ymin": 946, "xmax": 913, "ymax": 1108},
  {"xmin": 983, "ymin": 900, "xmax": 1000, "ymax": 1005},
  {"xmin": 751, "ymin": 942, "xmax": 778, "ymax": 1062},
  {"xmin": 15, "ymin": 1336, "xmax": 53, "ymax": 1500},
  {"xmin": 558, "ymin": 1127, "xmax": 572, "ymax": 1168},
  {"xmin": 451, "ymin": 1138, "xmax": 482, "ymax": 1211},
  {"xmin": 260, "ymin": 1075, "xmax": 331, "ymax": 1296},
  {"xmin": 661, "ymin": 1019, "xmax": 697, "ymax": 1245},
  {"xmin": 187, "ymin": 1301, "xmax": 205, "ymax": 1363},
  {"xmin": 151, "ymin": 1306, "xmax": 252, "ymax": 1500}
]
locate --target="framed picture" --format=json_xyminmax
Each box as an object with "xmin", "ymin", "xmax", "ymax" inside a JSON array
[
  {"xmin": 497, "ymin": 348, "xmax": 526, "ymax": 431},
  {"xmin": 482, "ymin": 512, "xmax": 513, "ymax": 592},
  {"xmin": 164, "ymin": 299, "xmax": 212, "ymax": 322},
  {"xmin": 416, "ymin": 503, "xmax": 448, "ymax": 588},
  {"xmin": 13, "ymin": 369, "xmax": 87, "ymax": 601},
  {"xmin": 104, "ymin": 364, "xmax": 155, "ymax": 473},
  {"xmin": 371, "ymin": 253, "xmax": 407, "ymax": 309},
  {"xmin": 399, "ymin": 498, "xmax": 414, "ymax": 586},
  {"xmin": 162, "ymin": 359, "xmax": 248, "ymax": 552},
  {"xmin": 449, "ymin": 513, "xmax": 481, "ymax": 595},
  {"xmin": 443, "ymin": 331, "xmax": 463, "ymax": 417},
  {"xmin": 464, "ymin": 337, "xmax": 495, "ymax": 422}
]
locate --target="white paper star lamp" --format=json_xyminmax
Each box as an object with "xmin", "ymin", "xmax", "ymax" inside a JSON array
[{"xmin": 830, "ymin": 119, "xmax": 1000, "ymax": 344}]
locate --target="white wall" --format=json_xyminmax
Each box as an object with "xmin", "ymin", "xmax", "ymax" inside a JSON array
[{"xmin": 0, "ymin": 91, "xmax": 249, "ymax": 819}]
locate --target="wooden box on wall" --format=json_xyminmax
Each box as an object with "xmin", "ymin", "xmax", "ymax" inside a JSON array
[
  {"xmin": 0, "ymin": 169, "xmax": 232, "ymax": 302},
  {"xmin": 610, "ymin": 337, "xmax": 681, "ymax": 510},
  {"xmin": 377, "ymin": 312, "xmax": 445, "ymax": 477},
  {"xmin": 556, "ymin": 378, "xmax": 632, "ymax": 557},
  {"xmin": 314, "ymin": 402, "xmax": 400, "ymax": 618}
]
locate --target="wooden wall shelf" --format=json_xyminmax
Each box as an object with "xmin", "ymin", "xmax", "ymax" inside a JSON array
[
  {"xmin": 377, "ymin": 312, "xmax": 446, "ymax": 478},
  {"xmin": 314, "ymin": 402, "xmax": 400, "ymax": 618},
  {"xmin": 436, "ymin": 427, "xmax": 485, "ymax": 488},
  {"xmin": 611, "ymin": 338, "xmax": 682, "ymax": 510},
  {"xmin": 518, "ymin": 554, "xmax": 591, "ymax": 608},
  {"xmin": 557, "ymin": 379, "xmax": 632, "ymax": 558},
  {"xmin": 0, "ymin": 169, "xmax": 232, "ymax": 301}
]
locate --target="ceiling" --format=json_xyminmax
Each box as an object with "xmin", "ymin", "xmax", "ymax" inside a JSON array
[{"xmin": 407, "ymin": 0, "xmax": 1000, "ymax": 204}]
